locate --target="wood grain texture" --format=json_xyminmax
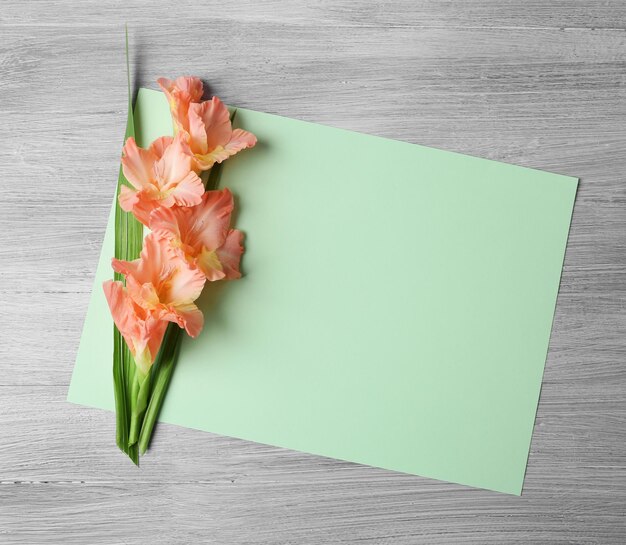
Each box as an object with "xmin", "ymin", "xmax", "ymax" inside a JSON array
[{"xmin": 1, "ymin": 1, "xmax": 625, "ymax": 543}]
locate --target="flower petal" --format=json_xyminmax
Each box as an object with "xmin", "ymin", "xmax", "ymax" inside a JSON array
[
  {"xmin": 148, "ymin": 136, "xmax": 174, "ymax": 160},
  {"xmin": 191, "ymin": 189, "xmax": 234, "ymax": 251},
  {"xmin": 121, "ymin": 137, "xmax": 156, "ymax": 190},
  {"xmin": 103, "ymin": 280, "xmax": 136, "ymax": 353},
  {"xmin": 187, "ymin": 104, "xmax": 209, "ymax": 157},
  {"xmin": 165, "ymin": 258, "xmax": 206, "ymax": 305},
  {"xmin": 154, "ymin": 132, "xmax": 197, "ymax": 187},
  {"xmin": 224, "ymin": 128, "xmax": 257, "ymax": 156},
  {"xmin": 161, "ymin": 302, "xmax": 204, "ymax": 338},
  {"xmin": 125, "ymin": 276, "xmax": 160, "ymax": 311},
  {"xmin": 118, "ymin": 186, "xmax": 159, "ymax": 226},
  {"xmin": 128, "ymin": 192, "xmax": 161, "ymax": 226},
  {"xmin": 170, "ymin": 171, "xmax": 205, "ymax": 207},
  {"xmin": 149, "ymin": 205, "xmax": 183, "ymax": 242},
  {"xmin": 197, "ymin": 248, "xmax": 226, "ymax": 281},
  {"xmin": 112, "ymin": 233, "xmax": 165, "ymax": 286},
  {"xmin": 192, "ymin": 97, "xmax": 232, "ymax": 151},
  {"xmin": 143, "ymin": 318, "xmax": 168, "ymax": 370},
  {"xmin": 158, "ymin": 76, "xmax": 204, "ymax": 133},
  {"xmin": 216, "ymin": 229, "xmax": 245, "ymax": 279},
  {"xmin": 118, "ymin": 185, "xmax": 139, "ymax": 213},
  {"xmin": 158, "ymin": 76, "xmax": 203, "ymax": 103},
  {"xmin": 111, "ymin": 257, "xmax": 138, "ymax": 279},
  {"xmin": 191, "ymin": 147, "xmax": 231, "ymax": 171}
]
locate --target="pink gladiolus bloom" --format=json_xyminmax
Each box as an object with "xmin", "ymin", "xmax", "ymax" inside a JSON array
[
  {"xmin": 111, "ymin": 233, "xmax": 207, "ymax": 339},
  {"xmin": 157, "ymin": 76, "xmax": 204, "ymax": 133},
  {"xmin": 150, "ymin": 188, "xmax": 244, "ymax": 281},
  {"xmin": 103, "ymin": 280, "xmax": 168, "ymax": 375},
  {"xmin": 157, "ymin": 76, "xmax": 256, "ymax": 172},
  {"xmin": 119, "ymin": 133, "xmax": 204, "ymax": 226},
  {"xmin": 185, "ymin": 97, "xmax": 257, "ymax": 171}
]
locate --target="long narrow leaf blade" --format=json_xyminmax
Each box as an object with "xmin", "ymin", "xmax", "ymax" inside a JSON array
[
  {"xmin": 138, "ymin": 324, "xmax": 182, "ymax": 455},
  {"xmin": 112, "ymin": 26, "xmax": 142, "ymax": 464}
]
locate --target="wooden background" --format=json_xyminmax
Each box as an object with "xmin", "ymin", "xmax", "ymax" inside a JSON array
[{"xmin": 1, "ymin": 1, "xmax": 625, "ymax": 543}]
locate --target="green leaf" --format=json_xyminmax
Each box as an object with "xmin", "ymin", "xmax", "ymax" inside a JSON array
[
  {"xmin": 129, "ymin": 370, "xmax": 151, "ymax": 447},
  {"xmin": 112, "ymin": 26, "xmax": 143, "ymax": 465},
  {"xmin": 138, "ymin": 324, "xmax": 183, "ymax": 455}
]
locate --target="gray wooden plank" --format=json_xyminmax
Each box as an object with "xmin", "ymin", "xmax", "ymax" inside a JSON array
[
  {"xmin": 0, "ymin": 1, "xmax": 625, "ymax": 543},
  {"xmin": 2, "ymin": 0, "xmax": 626, "ymax": 29}
]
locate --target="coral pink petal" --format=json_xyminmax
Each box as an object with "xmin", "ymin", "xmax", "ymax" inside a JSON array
[
  {"xmin": 177, "ymin": 77, "xmax": 204, "ymax": 102},
  {"xmin": 111, "ymin": 257, "xmax": 139, "ymax": 279},
  {"xmin": 191, "ymin": 97, "xmax": 232, "ymax": 150},
  {"xmin": 224, "ymin": 128, "xmax": 257, "ymax": 155},
  {"xmin": 191, "ymin": 189, "xmax": 234, "ymax": 251},
  {"xmin": 103, "ymin": 280, "xmax": 134, "ymax": 345},
  {"xmin": 121, "ymin": 137, "xmax": 155, "ymax": 190},
  {"xmin": 178, "ymin": 304, "xmax": 204, "ymax": 338},
  {"xmin": 149, "ymin": 205, "xmax": 183, "ymax": 241},
  {"xmin": 197, "ymin": 248, "xmax": 226, "ymax": 281},
  {"xmin": 170, "ymin": 171, "xmax": 205, "ymax": 207},
  {"xmin": 191, "ymin": 154, "xmax": 215, "ymax": 172},
  {"xmin": 158, "ymin": 76, "xmax": 204, "ymax": 103},
  {"xmin": 157, "ymin": 77, "xmax": 174, "ymax": 96},
  {"xmin": 192, "ymin": 148, "xmax": 231, "ymax": 171},
  {"xmin": 216, "ymin": 229, "xmax": 244, "ymax": 279},
  {"xmin": 118, "ymin": 185, "xmax": 139, "ymax": 213},
  {"xmin": 144, "ymin": 317, "xmax": 168, "ymax": 363},
  {"xmin": 148, "ymin": 136, "xmax": 174, "ymax": 160},
  {"xmin": 113, "ymin": 234, "xmax": 165, "ymax": 287},
  {"xmin": 158, "ymin": 77, "xmax": 204, "ymax": 134},
  {"xmin": 166, "ymin": 262, "xmax": 206, "ymax": 306},
  {"xmin": 155, "ymin": 132, "xmax": 196, "ymax": 184},
  {"xmin": 125, "ymin": 276, "xmax": 160, "ymax": 311},
  {"xmin": 192, "ymin": 129, "xmax": 257, "ymax": 170},
  {"xmin": 138, "ymin": 234, "xmax": 172, "ymax": 285},
  {"xmin": 187, "ymin": 106, "xmax": 209, "ymax": 156},
  {"xmin": 161, "ymin": 303, "xmax": 204, "ymax": 338},
  {"xmin": 126, "ymin": 191, "xmax": 158, "ymax": 226}
]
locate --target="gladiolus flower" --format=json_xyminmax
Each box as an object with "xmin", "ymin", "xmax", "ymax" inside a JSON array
[
  {"xmin": 103, "ymin": 280, "xmax": 168, "ymax": 376},
  {"xmin": 186, "ymin": 97, "xmax": 257, "ymax": 171},
  {"xmin": 119, "ymin": 132, "xmax": 204, "ymax": 225},
  {"xmin": 150, "ymin": 188, "xmax": 244, "ymax": 281},
  {"xmin": 157, "ymin": 77, "xmax": 256, "ymax": 172},
  {"xmin": 111, "ymin": 233, "xmax": 207, "ymax": 339},
  {"xmin": 157, "ymin": 76, "xmax": 204, "ymax": 134}
]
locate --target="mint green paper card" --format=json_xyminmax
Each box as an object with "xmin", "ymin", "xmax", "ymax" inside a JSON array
[{"xmin": 69, "ymin": 88, "xmax": 578, "ymax": 495}]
